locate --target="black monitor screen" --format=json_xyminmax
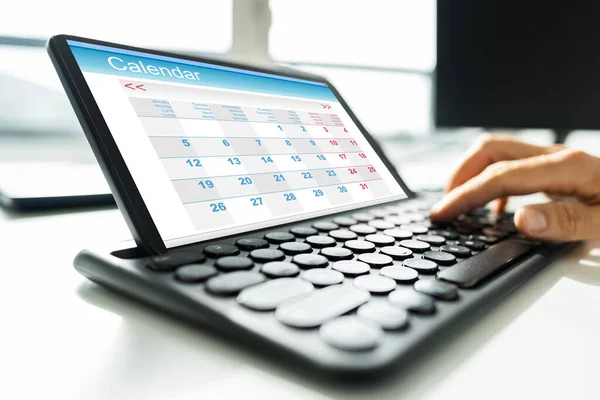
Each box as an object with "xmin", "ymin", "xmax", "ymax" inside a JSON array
[{"xmin": 435, "ymin": 2, "xmax": 600, "ymax": 130}]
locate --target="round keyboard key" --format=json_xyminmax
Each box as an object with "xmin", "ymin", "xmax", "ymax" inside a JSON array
[
  {"xmin": 328, "ymin": 229, "xmax": 358, "ymax": 241},
  {"xmin": 365, "ymin": 234, "xmax": 395, "ymax": 246},
  {"xmin": 382, "ymin": 228, "xmax": 413, "ymax": 240},
  {"xmin": 249, "ymin": 248, "xmax": 285, "ymax": 263},
  {"xmin": 405, "ymin": 212, "xmax": 426, "ymax": 222},
  {"xmin": 320, "ymin": 246, "xmax": 354, "ymax": 261},
  {"xmin": 474, "ymin": 235, "xmax": 499, "ymax": 244},
  {"xmin": 354, "ymin": 274, "xmax": 397, "ymax": 293},
  {"xmin": 370, "ymin": 208, "xmax": 390, "ymax": 218},
  {"xmin": 468, "ymin": 207, "xmax": 489, "ymax": 217},
  {"xmin": 461, "ymin": 239, "xmax": 486, "ymax": 251},
  {"xmin": 292, "ymin": 253, "xmax": 329, "ymax": 269},
  {"xmin": 261, "ymin": 262, "xmax": 299, "ymax": 278},
  {"xmin": 474, "ymin": 216, "xmax": 494, "ymax": 226},
  {"xmin": 357, "ymin": 302, "xmax": 409, "ymax": 330},
  {"xmin": 431, "ymin": 229, "xmax": 459, "ymax": 240},
  {"xmin": 439, "ymin": 244, "xmax": 471, "ymax": 258},
  {"xmin": 215, "ymin": 256, "xmax": 254, "ymax": 271},
  {"xmin": 383, "ymin": 205, "xmax": 401, "ymax": 214},
  {"xmin": 203, "ymin": 244, "xmax": 240, "ymax": 258},
  {"xmin": 320, "ymin": 316, "xmax": 383, "ymax": 351},
  {"xmin": 388, "ymin": 289, "xmax": 435, "ymax": 314},
  {"xmin": 423, "ymin": 251, "xmax": 456, "ymax": 265},
  {"xmin": 332, "ymin": 260, "xmax": 370, "ymax": 276},
  {"xmin": 174, "ymin": 264, "xmax": 218, "ymax": 283},
  {"xmin": 357, "ymin": 253, "xmax": 393, "ymax": 268},
  {"xmin": 349, "ymin": 224, "xmax": 377, "ymax": 235},
  {"xmin": 403, "ymin": 258, "xmax": 438, "ymax": 274},
  {"xmin": 235, "ymin": 238, "xmax": 269, "ymax": 251},
  {"xmin": 380, "ymin": 266, "xmax": 419, "ymax": 283},
  {"xmin": 237, "ymin": 278, "xmax": 314, "ymax": 311},
  {"xmin": 368, "ymin": 219, "xmax": 395, "ymax": 230},
  {"xmin": 495, "ymin": 221, "xmax": 518, "ymax": 233},
  {"xmin": 483, "ymin": 227, "xmax": 508, "ymax": 238},
  {"xmin": 264, "ymin": 231, "xmax": 295, "ymax": 244},
  {"xmin": 312, "ymin": 221, "xmax": 339, "ymax": 232},
  {"xmin": 302, "ymin": 268, "xmax": 344, "ymax": 286},
  {"xmin": 414, "ymin": 279, "xmax": 458, "ymax": 300},
  {"xmin": 290, "ymin": 226, "xmax": 318, "ymax": 238},
  {"xmin": 344, "ymin": 239, "xmax": 376, "ymax": 253},
  {"xmin": 351, "ymin": 212, "xmax": 375, "ymax": 222},
  {"xmin": 399, "ymin": 239, "xmax": 431, "ymax": 252},
  {"xmin": 456, "ymin": 225, "xmax": 476, "ymax": 235},
  {"xmin": 305, "ymin": 235, "xmax": 336, "ymax": 248},
  {"xmin": 385, "ymin": 215, "xmax": 412, "ymax": 226},
  {"xmin": 400, "ymin": 224, "xmax": 429, "ymax": 234},
  {"xmin": 380, "ymin": 246, "xmax": 413, "ymax": 260},
  {"xmin": 332, "ymin": 216, "xmax": 358, "ymax": 227},
  {"xmin": 147, "ymin": 252, "xmax": 205, "ymax": 272},
  {"xmin": 279, "ymin": 241, "xmax": 312, "ymax": 255},
  {"xmin": 416, "ymin": 234, "xmax": 446, "ymax": 245},
  {"xmin": 205, "ymin": 271, "xmax": 266, "ymax": 296}
]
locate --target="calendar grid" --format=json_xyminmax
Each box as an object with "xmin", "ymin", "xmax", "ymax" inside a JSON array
[{"xmin": 126, "ymin": 85, "xmax": 400, "ymax": 232}]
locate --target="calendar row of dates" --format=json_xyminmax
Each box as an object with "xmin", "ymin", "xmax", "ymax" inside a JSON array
[
  {"xmin": 172, "ymin": 164, "xmax": 382, "ymax": 204},
  {"xmin": 159, "ymin": 151, "xmax": 374, "ymax": 180},
  {"xmin": 149, "ymin": 135, "xmax": 361, "ymax": 158},
  {"xmin": 182, "ymin": 179, "xmax": 394, "ymax": 231},
  {"xmin": 140, "ymin": 117, "xmax": 353, "ymax": 140}
]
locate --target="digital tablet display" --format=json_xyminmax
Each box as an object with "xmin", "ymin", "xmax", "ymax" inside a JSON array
[{"xmin": 67, "ymin": 40, "xmax": 407, "ymax": 247}]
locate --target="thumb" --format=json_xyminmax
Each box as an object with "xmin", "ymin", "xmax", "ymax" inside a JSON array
[{"xmin": 514, "ymin": 200, "xmax": 600, "ymax": 242}]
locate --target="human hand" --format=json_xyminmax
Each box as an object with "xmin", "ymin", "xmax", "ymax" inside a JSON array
[{"xmin": 429, "ymin": 134, "xmax": 600, "ymax": 241}]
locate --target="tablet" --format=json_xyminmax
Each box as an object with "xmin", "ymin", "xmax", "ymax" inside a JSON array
[
  {"xmin": 0, "ymin": 162, "xmax": 112, "ymax": 210},
  {"xmin": 47, "ymin": 35, "xmax": 411, "ymax": 254}
]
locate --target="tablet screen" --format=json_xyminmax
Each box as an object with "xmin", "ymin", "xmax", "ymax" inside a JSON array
[{"xmin": 67, "ymin": 40, "xmax": 407, "ymax": 247}]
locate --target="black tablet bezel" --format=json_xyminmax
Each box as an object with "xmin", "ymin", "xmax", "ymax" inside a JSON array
[{"xmin": 47, "ymin": 34, "xmax": 414, "ymax": 255}]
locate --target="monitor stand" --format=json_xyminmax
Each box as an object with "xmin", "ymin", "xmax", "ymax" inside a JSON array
[{"xmin": 553, "ymin": 129, "xmax": 570, "ymax": 145}]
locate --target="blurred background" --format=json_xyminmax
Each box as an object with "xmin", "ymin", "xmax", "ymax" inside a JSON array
[{"xmin": 1, "ymin": 0, "xmax": 599, "ymax": 206}]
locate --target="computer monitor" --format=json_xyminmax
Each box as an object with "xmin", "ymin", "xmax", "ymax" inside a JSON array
[{"xmin": 435, "ymin": 2, "xmax": 600, "ymax": 143}]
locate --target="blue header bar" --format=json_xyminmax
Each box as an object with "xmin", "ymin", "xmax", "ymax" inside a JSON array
[{"xmin": 67, "ymin": 40, "xmax": 337, "ymax": 101}]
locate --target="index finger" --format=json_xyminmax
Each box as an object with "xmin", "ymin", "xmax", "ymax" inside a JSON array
[{"xmin": 431, "ymin": 150, "xmax": 595, "ymax": 221}]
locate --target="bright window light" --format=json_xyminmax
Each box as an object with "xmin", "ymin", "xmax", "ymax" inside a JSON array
[
  {"xmin": 0, "ymin": 0, "xmax": 232, "ymax": 53},
  {"xmin": 270, "ymin": 0, "xmax": 436, "ymax": 70}
]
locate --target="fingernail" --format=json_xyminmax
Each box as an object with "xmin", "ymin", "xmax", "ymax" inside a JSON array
[{"xmin": 522, "ymin": 208, "xmax": 547, "ymax": 233}]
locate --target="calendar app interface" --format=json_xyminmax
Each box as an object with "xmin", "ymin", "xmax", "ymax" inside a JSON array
[{"xmin": 68, "ymin": 40, "xmax": 407, "ymax": 248}]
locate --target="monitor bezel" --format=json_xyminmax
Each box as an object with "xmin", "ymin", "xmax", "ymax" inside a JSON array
[{"xmin": 47, "ymin": 34, "xmax": 414, "ymax": 255}]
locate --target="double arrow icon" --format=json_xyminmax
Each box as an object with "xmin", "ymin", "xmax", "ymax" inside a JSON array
[
  {"xmin": 321, "ymin": 104, "xmax": 331, "ymax": 110},
  {"xmin": 124, "ymin": 83, "xmax": 147, "ymax": 91}
]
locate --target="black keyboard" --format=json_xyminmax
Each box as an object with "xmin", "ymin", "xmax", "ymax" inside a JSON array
[{"xmin": 74, "ymin": 193, "xmax": 570, "ymax": 378}]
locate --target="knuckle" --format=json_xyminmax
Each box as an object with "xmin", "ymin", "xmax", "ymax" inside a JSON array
[
  {"xmin": 558, "ymin": 149, "xmax": 589, "ymax": 165},
  {"xmin": 480, "ymin": 161, "xmax": 513, "ymax": 194},
  {"xmin": 483, "ymin": 160, "xmax": 511, "ymax": 178},
  {"xmin": 554, "ymin": 201, "xmax": 588, "ymax": 238},
  {"xmin": 475, "ymin": 133, "xmax": 497, "ymax": 151}
]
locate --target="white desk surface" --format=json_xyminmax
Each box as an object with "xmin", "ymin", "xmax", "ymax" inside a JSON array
[
  {"xmin": 3, "ymin": 128, "xmax": 600, "ymax": 400},
  {"xmin": 2, "ymin": 204, "xmax": 600, "ymax": 400}
]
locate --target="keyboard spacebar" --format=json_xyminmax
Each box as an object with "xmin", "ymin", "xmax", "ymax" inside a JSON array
[{"xmin": 437, "ymin": 240, "xmax": 534, "ymax": 288}]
